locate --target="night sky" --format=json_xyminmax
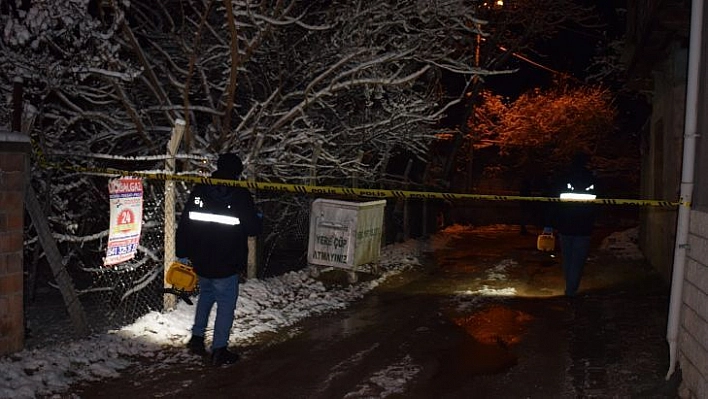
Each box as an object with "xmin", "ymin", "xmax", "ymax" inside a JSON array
[
  {"xmin": 439, "ymin": 1, "xmax": 629, "ymax": 130},
  {"xmin": 487, "ymin": 1, "xmax": 627, "ymax": 98}
]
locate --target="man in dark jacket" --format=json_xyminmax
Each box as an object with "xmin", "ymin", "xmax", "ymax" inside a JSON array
[
  {"xmin": 550, "ymin": 152, "xmax": 597, "ymax": 297},
  {"xmin": 176, "ymin": 153, "xmax": 261, "ymax": 365}
]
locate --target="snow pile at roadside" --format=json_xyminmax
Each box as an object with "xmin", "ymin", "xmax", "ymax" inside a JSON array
[{"xmin": 0, "ymin": 240, "xmax": 422, "ymax": 399}]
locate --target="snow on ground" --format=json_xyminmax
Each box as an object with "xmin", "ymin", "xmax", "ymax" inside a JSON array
[
  {"xmin": 0, "ymin": 226, "xmax": 644, "ymax": 399},
  {"xmin": 343, "ymin": 354, "xmax": 421, "ymax": 398},
  {"xmin": 0, "ymin": 240, "xmax": 422, "ymax": 399}
]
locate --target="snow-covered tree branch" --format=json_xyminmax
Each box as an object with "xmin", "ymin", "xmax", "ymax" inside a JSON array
[{"xmin": 0, "ymin": 0, "xmax": 496, "ymax": 296}]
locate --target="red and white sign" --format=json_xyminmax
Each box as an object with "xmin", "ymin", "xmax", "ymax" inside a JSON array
[{"xmin": 104, "ymin": 177, "xmax": 143, "ymax": 266}]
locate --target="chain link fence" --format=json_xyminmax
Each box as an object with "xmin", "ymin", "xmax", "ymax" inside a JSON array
[
  {"xmin": 21, "ymin": 170, "xmax": 436, "ymax": 349},
  {"xmin": 21, "ymin": 178, "xmax": 330, "ymax": 348},
  {"xmin": 24, "ymin": 179, "xmax": 173, "ymax": 346}
]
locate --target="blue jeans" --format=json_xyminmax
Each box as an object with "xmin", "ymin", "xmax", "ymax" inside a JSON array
[
  {"xmin": 191, "ymin": 274, "xmax": 239, "ymax": 350},
  {"xmin": 559, "ymin": 235, "xmax": 591, "ymax": 297}
]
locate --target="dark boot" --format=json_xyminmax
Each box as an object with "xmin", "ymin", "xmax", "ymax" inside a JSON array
[
  {"xmin": 187, "ymin": 335, "xmax": 207, "ymax": 356},
  {"xmin": 211, "ymin": 346, "xmax": 240, "ymax": 366}
]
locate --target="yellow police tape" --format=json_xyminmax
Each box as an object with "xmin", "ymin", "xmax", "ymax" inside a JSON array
[{"xmin": 53, "ymin": 163, "xmax": 684, "ymax": 207}]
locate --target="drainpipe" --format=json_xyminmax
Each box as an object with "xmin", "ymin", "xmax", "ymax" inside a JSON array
[{"xmin": 666, "ymin": 0, "xmax": 703, "ymax": 380}]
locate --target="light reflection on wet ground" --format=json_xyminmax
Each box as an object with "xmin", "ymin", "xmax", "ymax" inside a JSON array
[
  {"xmin": 73, "ymin": 223, "xmax": 676, "ymax": 398},
  {"xmin": 392, "ymin": 223, "xmax": 673, "ymax": 397},
  {"xmin": 452, "ymin": 304, "xmax": 533, "ymax": 347}
]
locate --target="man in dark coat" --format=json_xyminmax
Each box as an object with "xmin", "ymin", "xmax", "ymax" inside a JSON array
[
  {"xmin": 550, "ymin": 152, "xmax": 598, "ymax": 297},
  {"xmin": 176, "ymin": 153, "xmax": 262, "ymax": 365}
]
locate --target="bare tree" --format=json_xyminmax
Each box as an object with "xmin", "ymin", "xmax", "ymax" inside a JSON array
[
  {"xmin": 1, "ymin": 0, "xmax": 496, "ymax": 307},
  {"xmin": 442, "ymin": 0, "xmax": 603, "ymax": 187}
]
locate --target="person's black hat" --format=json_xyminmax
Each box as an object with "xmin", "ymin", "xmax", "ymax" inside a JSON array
[{"xmin": 216, "ymin": 153, "xmax": 243, "ymax": 177}]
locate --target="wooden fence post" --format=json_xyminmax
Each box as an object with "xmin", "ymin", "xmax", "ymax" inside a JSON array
[
  {"xmin": 25, "ymin": 185, "xmax": 90, "ymax": 337},
  {"xmin": 163, "ymin": 119, "xmax": 185, "ymax": 311},
  {"xmin": 247, "ymin": 158, "xmax": 260, "ymax": 279},
  {"xmin": 403, "ymin": 159, "xmax": 413, "ymax": 240}
]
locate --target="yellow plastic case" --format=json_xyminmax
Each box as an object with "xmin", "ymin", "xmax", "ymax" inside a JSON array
[
  {"xmin": 536, "ymin": 233, "xmax": 555, "ymax": 252},
  {"xmin": 166, "ymin": 261, "xmax": 198, "ymax": 292}
]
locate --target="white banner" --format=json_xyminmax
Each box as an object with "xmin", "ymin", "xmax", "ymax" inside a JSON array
[{"xmin": 104, "ymin": 177, "xmax": 143, "ymax": 266}]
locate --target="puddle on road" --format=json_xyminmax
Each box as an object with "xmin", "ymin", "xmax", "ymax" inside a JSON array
[
  {"xmin": 389, "ymin": 230, "xmax": 538, "ymax": 378},
  {"xmin": 435, "ymin": 333, "xmax": 518, "ymax": 379},
  {"xmin": 431, "ymin": 302, "xmax": 535, "ymax": 384},
  {"xmin": 453, "ymin": 304, "xmax": 533, "ymax": 347}
]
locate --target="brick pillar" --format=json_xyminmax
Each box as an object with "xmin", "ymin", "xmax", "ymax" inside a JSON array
[{"xmin": 0, "ymin": 130, "xmax": 30, "ymax": 355}]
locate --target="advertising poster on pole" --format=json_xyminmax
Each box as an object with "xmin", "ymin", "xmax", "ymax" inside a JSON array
[{"xmin": 104, "ymin": 177, "xmax": 143, "ymax": 266}]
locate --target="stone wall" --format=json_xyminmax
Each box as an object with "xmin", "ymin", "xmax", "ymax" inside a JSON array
[{"xmin": 0, "ymin": 131, "xmax": 30, "ymax": 355}]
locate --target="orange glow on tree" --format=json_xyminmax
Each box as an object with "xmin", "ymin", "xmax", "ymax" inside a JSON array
[{"xmin": 471, "ymin": 82, "xmax": 616, "ymax": 167}]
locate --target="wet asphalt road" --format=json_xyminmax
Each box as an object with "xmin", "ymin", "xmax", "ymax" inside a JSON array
[{"xmin": 72, "ymin": 224, "xmax": 679, "ymax": 398}]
